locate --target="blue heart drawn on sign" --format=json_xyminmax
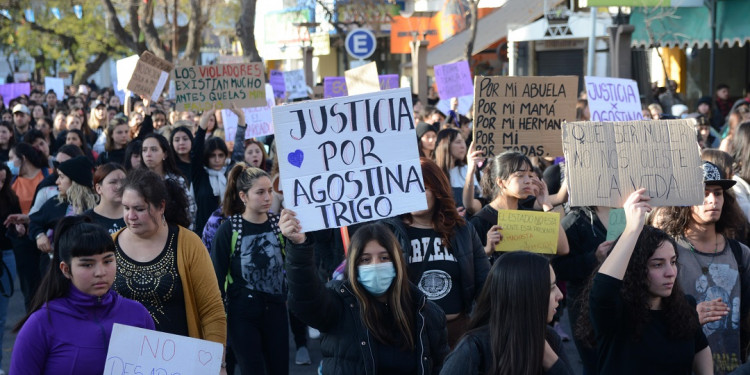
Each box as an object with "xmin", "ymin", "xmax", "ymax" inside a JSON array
[{"xmin": 288, "ymin": 150, "xmax": 304, "ymax": 168}]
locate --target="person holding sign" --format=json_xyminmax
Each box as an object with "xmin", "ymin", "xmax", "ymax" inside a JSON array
[
  {"xmin": 434, "ymin": 128, "xmax": 480, "ymax": 210},
  {"xmin": 11, "ymin": 216, "xmax": 155, "ymax": 375},
  {"xmin": 111, "ymin": 169, "xmax": 227, "ymax": 368},
  {"xmin": 211, "ymin": 164, "xmax": 288, "ymax": 375},
  {"xmin": 281, "ymin": 214, "xmax": 449, "ymax": 374},
  {"xmin": 440, "ymin": 251, "xmax": 572, "ymax": 375},
  {"xmin": 469, "ymin": 151, "xmax": 569, "ymax": 258},
  {"xmin": 577, "ymin": 189, "xmax": 713, "ymax": 374},
  {"xmin": 384, "ymin": 158, "xmax": 489, "ymax": 348}
]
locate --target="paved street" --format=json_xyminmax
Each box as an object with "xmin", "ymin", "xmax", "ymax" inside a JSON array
[{"xmin": 1, "ymin": 279, "xmax": 584, "ymax": 374}]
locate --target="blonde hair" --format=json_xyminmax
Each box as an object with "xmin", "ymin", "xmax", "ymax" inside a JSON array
[{"xmin": 57, "ymin": 181, "xmax": 98, "ymax": 214}]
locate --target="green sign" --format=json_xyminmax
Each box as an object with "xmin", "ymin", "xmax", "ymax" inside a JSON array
[
  {"xmin": 606, "ymin": 209, "xmax": 627, "ymax": 242},
  {"xmin": 582, "ymin": 0, "xmax": 703, "ymax": 6}
]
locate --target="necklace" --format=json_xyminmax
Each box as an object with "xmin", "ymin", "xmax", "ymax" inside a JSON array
[{"xmin": 686, "ymin": 234, "xmax": 721, "ymax": 275}]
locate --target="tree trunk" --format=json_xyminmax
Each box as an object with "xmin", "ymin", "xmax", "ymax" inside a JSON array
[
  {"xmin": 236, "ymin": 0, "xmax": 262, "ymax": 62},
  {"xmin": 74, "ymin": 52, "xmax": 111, "ymax": 85},
  {"xmin": 183, "ymin": 0, "xmax": 205, "ymax": 65},
  {"xmin": 100, "ymin": 0, "xmax": 145, "ymax": 53},
  {"xmin": 464, "ymin": 0, "xmax": 478, "ymax": 63},
  {"xmin": 139, "ymin": 0, "xmax": 170, "ymax": 61}
]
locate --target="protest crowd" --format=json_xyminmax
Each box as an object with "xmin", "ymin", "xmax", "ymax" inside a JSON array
[{"xmin": 1, "ymin": 69, "xmax": 750, "ymax": 375}]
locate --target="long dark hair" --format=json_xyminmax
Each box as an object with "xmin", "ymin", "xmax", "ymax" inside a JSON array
[
  {"xmin": 12, "ymin": 142, "xmax": 48, "ymax": 170},
  {"xmin": 140, "ymin": 133, "xmax": 183, "ymax": 177},
  {"xmin": 576, "ymin": 226, "xmax": 700, "ymax": 346},
  {"xmin": 124, "ymin": 139, "xmax": 142, "ymax": 171},
  {"xmin": 222, "ymin": 163, "xmax": 270, "ymax": 216},
  {"xmin": 402, "ymin": 157, "xmax": 464, "ymax": 247},
  {"xmin": 732, "ymin": 122, "xmax": 750, "ymax": 182},
  {"xmin": 468, "ymin": 251, "xmax": 550, "ymax": 375},
  {"xmin": 170, "ymin": 126, "xmax": 194, "ymax": 156},
  {"xmin": 660, "ymin": 188, "xmax": 749, "ymax": 241},
  {"xmin": 119, "ymin": 168, "xmax": 190, "ymax": 228},
  {"xmin": 434, "ymin": 128, "xmax": 466, "ymax": 178},
  {"xmin": 0, "ymin": 121, "xmax": 15, "ymax": 150},
  {"xmin": 345, "ymin": 223, "xmax": 415, "ymax": 351},
  {"xmin": 15, "ymin": 216, "xmax": 115, "ymax": 331},
  {"xmin": 203, "ymin": 137, "xmax": 229, "ymax": 168},
  {"xmin": 0, "ymin": 163, "xmax": 20, "ymax": 219},
  {"xmin": 483, "ymin": 151, "xmax": 532, "ymax": 201}
]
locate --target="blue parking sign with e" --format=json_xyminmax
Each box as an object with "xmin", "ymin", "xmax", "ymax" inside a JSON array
[{"xmin": 345, "ymin": 29, "xmax": 376, "ymax": 60}]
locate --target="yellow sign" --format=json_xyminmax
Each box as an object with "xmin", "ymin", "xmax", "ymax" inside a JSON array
[{"xmin": 496, "ymin": 210, "xmax": 560, "ymax": 254}]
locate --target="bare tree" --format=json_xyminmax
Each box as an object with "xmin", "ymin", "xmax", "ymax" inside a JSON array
[{"xmin": 236, "ymin": 0, "xmax": 262, "ymax": 62}]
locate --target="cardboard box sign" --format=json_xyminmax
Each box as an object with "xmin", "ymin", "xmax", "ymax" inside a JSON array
[
  {"xmin": 562, "ymin": 120, "xmax": 704, "ymax": 208},
  {"xmin": 472, "ymin": 76, "xmax": 578, "ymax": 159},
  {"xmin": 272, "ymin": 87, "xmax": 427, "ymax": 232},
  {"xmin": 173, "ymin": 62, "xmax": 267, "ymax": 111},
  {"xmin": 127, "ymin": 52, "xmax": 173, "ymax": 102}
]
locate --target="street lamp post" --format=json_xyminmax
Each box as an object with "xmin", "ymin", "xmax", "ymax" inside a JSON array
[
  {"xmin": 410, "ymin": 32, "xmax": 429, "ymax": 107},
  {"xmin": 607, "ymin": 6, "xmax": 634, "ymax": 79}
]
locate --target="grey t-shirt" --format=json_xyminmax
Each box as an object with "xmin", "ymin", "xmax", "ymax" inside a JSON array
[{"xmin": 676, "ymin": 236, "xmax": 750, "ymax": 374}]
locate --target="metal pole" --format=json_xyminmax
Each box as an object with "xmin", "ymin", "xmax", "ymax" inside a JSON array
[
  {"xmin": 587, "ymin": 7, "xmax": 597, "ymax": 76},
  {"xmin": 708, "ymin": 0, "xmax": 717, "ymax": 95}
]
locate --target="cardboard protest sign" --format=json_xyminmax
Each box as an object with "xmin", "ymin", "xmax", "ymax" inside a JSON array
[
  {"xmin": 345, "ymin": 62, "xmax": 380, "ymax": 95},
  {"xmin": 44, "ymin": 77, "xmax": 65, "ymax": 101},
  {"xmin": 115, "ymin": 55, "xmax": 139, "ymax": 92},
  {"xmin": 434, "ymin": 60, "xmax": 473, "ymax": 99},
  {"xmin": 562, "ymin": 119, "xmax": 703, "ymax": 207},
  {"xmin": 104, "ymin": 324, "xmax": 223, "ymax": 375},
  {"xmin": 472, "ymin": 76, "xmax": 577, "ymax": 158},
  {"xmin": 269, "ymin": 70, "xmax": 286, "ymax": 99},
  {"xmin": 585, "ymin": 76, "xmax": 644, "ymax": 121},
  {"xmin": 174, "ymin": 63, "xmax": 266, "ymax": 111},
  {"xmin": 324, "ymin": 75, "xmax": 401, "ymax": 98},
  {"xmin": 496, "ymin": 210, "xmax": 560, "ymax": 254},
  {"xmin": 140, "ymin": 51, "xmax": 174, "ymax": 73},
  {"xmin": 272, "ymin": 87, "xmax": 427, "ymax": 232},
  {"xmin": 221, "ymin": 83, "xmax": 275, "ymax": 141},
  {"xmin": 284, "ymin": 69, "xmax": 308, "ymax": 100},
  {"xmin": 0, "ymin": 83, "xmax": 31, "ymax": 107},
  {"xmin": 606, "ymin": 208, "xmax": 626, "ymax": 241},
  {"xmin": 128, "ymin": 61, "xmax": 169, "ymax": 102}
]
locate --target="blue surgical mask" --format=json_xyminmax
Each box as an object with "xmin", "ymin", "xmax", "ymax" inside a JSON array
[
  {"xmin": 6, "ymin": 160, "xmax": 19, "ymax": 176},
  {"xmin": 357, "ymin": 262, "xmax": 396, "ymax": 297}
]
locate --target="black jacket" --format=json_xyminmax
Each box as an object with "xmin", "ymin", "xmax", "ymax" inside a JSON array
[
  {"xmin": 440, "ymin": 326, "xmax": 575, "ymax": 375},
  {"xmin": 287, "ymin": 238, "xmax": 449, "ymax": 375},
  {"xmin": 383, "ymin": 217, "xmax": 490, "ymax": 314}
]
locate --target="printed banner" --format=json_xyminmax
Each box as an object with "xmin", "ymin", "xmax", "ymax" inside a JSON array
[
  {"xmin": 104, "ymin": 324, "xmax": 223, "ymax": 375},
  {"xmin": 472, "ymin": 76, "xmax": 578, "ymax": 158},
  {"xmin": 272, "ymin": 87, "xmax": 427, "ymax": 232},
  {"xmin": 174, "ymin": 63, "xmax": 266, "ymax": 111},
  {"xmin": 562, "ymin": 119, "xmax": 703, "ymax": 207},
  {"xmin": 496, "ymin": 210, "xmax": 560, "ymax": 254}
]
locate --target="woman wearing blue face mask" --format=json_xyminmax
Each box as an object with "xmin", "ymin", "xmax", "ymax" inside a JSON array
[{"xmin": 280, "ymin": 213, "xmax": 449, "ymax": 374}]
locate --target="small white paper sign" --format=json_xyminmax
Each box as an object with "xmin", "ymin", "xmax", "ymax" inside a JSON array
[
  {"xmin": 436, "ymin": 94, "xmax": 474, "ymax": 118},
  {"xmin": 284, "ymin": 69, "xmax": 308, "ymax": 100},
  {"xmin": 222, "ymin": 83, "xmax": 276, "ymax": 141},
  {"xmin": 103, "ymin": 324, "xmax": 223, "ymax": 375},
  {"xmin": 585, "ymin": 76, "xmax": 644, "ymax": 122},
  {"xmin": 115, "ymin": 55, "xmax": 139, "ymax": 92},
  {"xmin": 44, "ymin": 77, "xmax": 65, "ymax": 101},
  {"xmin": 272, "ymin": 87, "xmax": 427, "ymax": 232}
]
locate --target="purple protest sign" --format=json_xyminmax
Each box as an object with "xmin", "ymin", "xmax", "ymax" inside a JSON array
[
  {"xmin": 324, "ymin": 75, "xmax": 400, "ymax": 98},
  {"xmin": 324, "ymin": 77, "xmax": 348, "ymax": 98},
  {"xmin": 0, "ymin": 82, "xmax": 31, "ymax": 107},
  {"xmin": 378, "ymin": 75, "xmax": 399, "ymax": 90},
  {"xmin": 433, "ymin": 60, "xmax": 472, "ymax": 99},
  {"xmin": 269, "ymin": 70, "xmax": 285, "ymax": 99}
]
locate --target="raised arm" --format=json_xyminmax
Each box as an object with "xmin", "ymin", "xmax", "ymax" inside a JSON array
[
  {"xmin": 462, "ymin": 142, "xmax": 484, "ymax": 216},
  {"xmin": 229, "ymin": 105, "xmax": 247, "ymax": 163},
  {"xmin": 598, "ymin": 189, "xmax": 651, "ymax": 280}
]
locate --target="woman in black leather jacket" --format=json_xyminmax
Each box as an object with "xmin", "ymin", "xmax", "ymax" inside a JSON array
[{"xmin": 281, "ymin": 212, "xmax": 449, "ymax": 375}]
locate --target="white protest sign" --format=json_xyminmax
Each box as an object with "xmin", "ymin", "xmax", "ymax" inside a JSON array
[
  {"xmin": 44, "ymin": 77, "xmax": 65, "ymax": 101},
  {"xmin": 562, "ymin": 119, "xmax": 703, "ymax": 207},
  {"xmin": 585, "ymin": 76, "xmax": 644, "ymax": 121},
  {"xmin": 104, "ymin": 324, "xmax": 223, "ymax": 375},
  {"xmin": 344, "ymin": 62, "xmax": 380, "ymax": 96},
  {"xmin": 272, "ymin": 87, "xmax": 427, "ymax": 231},
  {"xmin": 222, "ymin": 84, "xmax": 276, "ymax": 141},
  {"xmin": 284, "ymin": 69, "xmax": 308, "ymax": 100},
  {"xmin": 437, "ymin": 94, "xmax": 474, "ymax": 117},
  {"xmin": 115, "ymin": 55, "xmax": 139, "ymax": 92}
]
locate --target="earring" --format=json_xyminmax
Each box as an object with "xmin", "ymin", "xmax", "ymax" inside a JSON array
[{"xmin": 162, "ymin": 214, "xmax": 166, "ymax": 226}]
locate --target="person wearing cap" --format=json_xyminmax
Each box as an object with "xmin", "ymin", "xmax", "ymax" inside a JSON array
[
  {"xmin": 660, "ymin": 161, "xmax": 750, "ymax": 375},
  {"xmin": 28, "ymin": 156, "xmax": 97, "ymax": 254},
  {"xmin": 12, "ymin": 104, "xmax": 31, "ymax": 140}
]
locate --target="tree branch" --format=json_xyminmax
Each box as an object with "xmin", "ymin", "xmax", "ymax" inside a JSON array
[
  {"xmin": 139, "ymin": 0, "xmax": 169, "ymax": 60},
  {"xmin": 100, "ymin": 0, "xmax": 141, "ymax": 52}
]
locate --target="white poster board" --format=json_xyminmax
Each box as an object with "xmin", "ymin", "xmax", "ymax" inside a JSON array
[
  {"xmin": 115, "ymin": 55, "xmax": 140, "ymax": 92},
  {"xmin": 284, "ymin": 69, "xmax": 308, "ymax": 100},
  {"xmin": 222, "ymin": 84, "xmax": 276, "ymax": 141},
  {"xmin": 272, "ymin": 87, "xmax": 427, "ymax": 231},
  {"xmin": 44, "ymin": 77, "xmax": 65, "ymax": 101},
  {"xmin": 585, "ymin": 76, "xmax": 644, "ymax": 121},
  {"xmin": 104, "ymin": 324, "xmax": 223, "ymax": 375}
]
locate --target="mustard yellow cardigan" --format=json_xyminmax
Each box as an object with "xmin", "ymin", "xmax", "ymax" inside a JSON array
[{"xmin": 113, "ymin": 226, "xmax": 227, "ymax": 345}]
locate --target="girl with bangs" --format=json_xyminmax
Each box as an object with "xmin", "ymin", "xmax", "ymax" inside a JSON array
[
  {"xmin": 384, "ymin": 157, "xmax": 490, "ymax": 348},
  {"xmin": 11, "ymin": 216, "xmax": 154, "ymax": 375},
  {"xmin": 280, "ymin": 213, "xmax": 449, "ymax": 374}
]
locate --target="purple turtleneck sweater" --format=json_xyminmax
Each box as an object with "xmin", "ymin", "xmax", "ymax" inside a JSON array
[{"xmin": 10, "ymin": 285, "xmax": 155, "ymax": 375}]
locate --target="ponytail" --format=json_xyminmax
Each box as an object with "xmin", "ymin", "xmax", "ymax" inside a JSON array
[{"xmin": 221, "ymin": 163, "xmax": 270, "ymax": 216}]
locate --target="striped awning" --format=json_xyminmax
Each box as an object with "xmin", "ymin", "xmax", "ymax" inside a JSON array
[{"xmin": 631, "ymin": 0, "xmax": 750, "ymax": 48}]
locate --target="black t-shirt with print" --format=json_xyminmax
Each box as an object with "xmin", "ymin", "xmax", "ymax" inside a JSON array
[{"xmin": 405, "ymin": 226, "xmax": 463, "ymax": 315}]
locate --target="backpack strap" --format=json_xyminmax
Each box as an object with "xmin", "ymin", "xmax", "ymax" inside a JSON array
[
  {"xmin": 267, "ymin": 212, "xmax": 285, "ymax": 262},
  {"xmin": 728, "ymin": 237, "xmax": 750, "ymax": 360},
  {"xmin": 729, "ymin": 238, "xmax": 746, "ymax": 275},
  {"xmin": 224, "ymin": 214, "xmax": 243, "ymax": 291}
]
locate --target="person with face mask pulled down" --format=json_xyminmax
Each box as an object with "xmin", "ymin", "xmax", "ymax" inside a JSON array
[{"xmin": 280, "ymin": 211, "xmax": 449, "ymax": 375}]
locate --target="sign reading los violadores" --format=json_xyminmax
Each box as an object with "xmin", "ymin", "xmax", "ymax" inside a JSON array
[
  {"xmin": 272, "ymin": 87, "xmax": 427, "ymax": 232},
  {"xmin": 173, "ymin": 63, "xmax": 266, "ymax": 111},
  {"xmin": 472, "ymin": 76, "xmax": 577, "ymax": 158},
  {"xmin": 562, "ymin": 119, "xmax": 704, "ymax": 208}
]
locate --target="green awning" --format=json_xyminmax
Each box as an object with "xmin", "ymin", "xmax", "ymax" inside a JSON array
[{"xmin": 631, "ymin": 0, "xmax": 750, "ymax": 48}]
